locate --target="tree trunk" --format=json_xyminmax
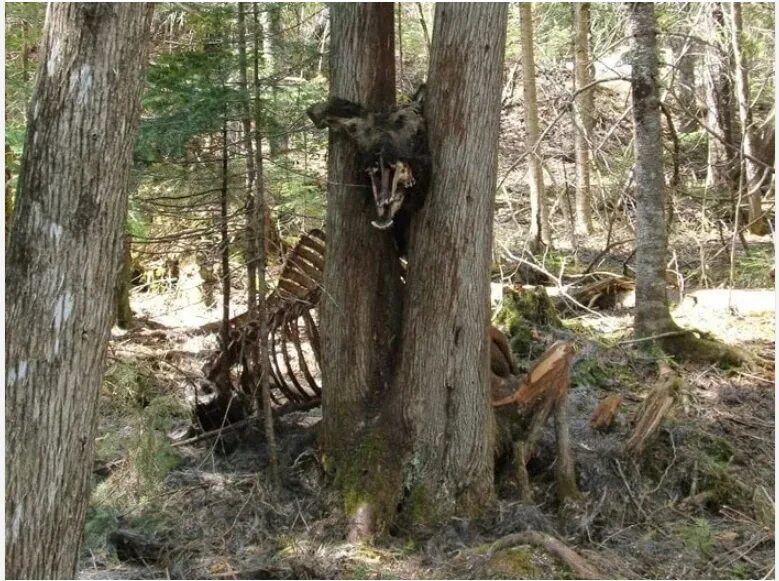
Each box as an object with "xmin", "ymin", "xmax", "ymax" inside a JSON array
[
  {"xmin": 5, "ymin": 144, "xmax": 15, "ymax": 243},
  {"xmin": 263, "ymin": 3, "xmax": 288, "ymax": 157},
  {"xmin": 237, "ymin": 4, "xmax": 258, "ymax": 340},
  {"xmin": 727, "ymin": 3, "xmax": 769, "ymax": 235},
  {"xmin": 5, "ymin": 5, "xmax": 153, "ymax": 578},
  {"xmin": 704, "ymin": 2, "xmax": 735, "ymax": 194},
  {"xmin": 218, "ymin": 118, "xmax": 232, "ymax": 396},
  {"xmin": 573, "ymin": 2, "xmax": 593, "ymax": 235},
  {"xmin": 319, "ymin": 3, "xmax": 405, "ymax": 537},
  {"xmin": 627, "ymin": 3, "xmax": 678, "ymax": 338},
  {"xmin": 670, "ymin": 33, "xmax": 698, "ymax": 134},
  {"xmin": 251, "ymin": 3, "xmax": 279, "ymax": 486},
  {"xmin": 519, "ymin": 3, "xmax": 551, "ymax": 247},
  {"xmin": 115, "ymin": 230, "xmax": 134, "ymax": 329},
  {"xmin": 396, "ymin": 2, "xmax": 508, "ymax": 524}
]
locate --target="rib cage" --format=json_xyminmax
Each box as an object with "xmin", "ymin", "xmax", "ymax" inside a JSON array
[
  {"xmin": 209, "ymin": 228, "xmax": 525, "ymax": 411},
  {"xmin": 202, "ymin": 228, "xmax": 326, "ymax": 407},
  {"xmin": 266, "ymin": 228, "xmax": 325, "ymax": 405}
]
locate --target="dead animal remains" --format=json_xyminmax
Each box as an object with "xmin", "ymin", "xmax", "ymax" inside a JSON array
[
  {"xmin": 201, "ymin": 230, "xmax": 580, "ymax": 502},
  {"xmin": 307, "ymin": 87, "xmax": 430, "ymax": 255}
]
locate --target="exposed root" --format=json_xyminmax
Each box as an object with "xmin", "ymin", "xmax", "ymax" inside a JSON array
[
  {"xmin": 488, "ymin": 530, "xmax": 605, "ymax": 579},
  {"xmin": 659, "ymin": 330, "xmax": 751, "ymax": 367}
]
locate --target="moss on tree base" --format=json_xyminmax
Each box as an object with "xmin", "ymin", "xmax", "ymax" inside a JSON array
[{"xmin": 658, "ymin": 330, "xmax": 750, "ymax": 367}]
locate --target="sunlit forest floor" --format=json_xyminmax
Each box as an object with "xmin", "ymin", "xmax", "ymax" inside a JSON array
[{"xmin": 79, "ymin": 242, "xmax": 775, "ymax": 579}]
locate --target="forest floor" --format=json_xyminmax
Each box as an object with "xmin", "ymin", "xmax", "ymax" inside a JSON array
[{"xmin": 79, "ymin": 235, "xmax": 775, "ymax": 579}]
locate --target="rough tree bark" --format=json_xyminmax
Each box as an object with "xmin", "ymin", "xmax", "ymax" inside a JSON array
[
  {"xmin": 396, "ymin": 2, "xmax": 508, "ymax": 524},
  {"xmin": 627, "ymin": 3, "xmax": 678, "ymax": 339},
  {"xmin": 114, "ymin": 230, "xmax": 134, "ymax": 329},
  {"xmin": 5, "ymin": 5, "xmax": 153, "ymax": 578},
  {"xmin": 573, "ymin": 2, "xmax": 594, "ymax": 235},
  {"xmin": 727, "ymin": 2, "xmax": 770, "ymax": 235},
  {"xmin": 319, "ymin": 3, "xmax": 405, "ymax": 537},
  {"xmin": 519, "ymin": 3, "xmax": 551, "ymax": 247},
  {"xmin": 704, "ymin": 2, "xmax": 735, "ymax": 194}
]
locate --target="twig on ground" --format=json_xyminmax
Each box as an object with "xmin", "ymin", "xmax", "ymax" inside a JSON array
[
  {"xmin": 173, "ymin": 416, "xmax": 256, "ymax": 448},
  {"xmin": 617, "ymin": 330, "xmax": 689, "ymax": 345}
]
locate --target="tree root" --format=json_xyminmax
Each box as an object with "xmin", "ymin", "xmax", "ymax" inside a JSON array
[
  {"xmin": 659, "ymin": 330, "xmax": 751, "ymax": 367},
  {"xmin": 488, "ymin": 531, "xmax": 604, "ymax": 579}
]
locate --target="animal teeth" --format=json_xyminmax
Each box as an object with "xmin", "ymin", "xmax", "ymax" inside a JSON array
[{"xmin": 371, "ymin": 219, "xmax": 394, "ymax": 230}]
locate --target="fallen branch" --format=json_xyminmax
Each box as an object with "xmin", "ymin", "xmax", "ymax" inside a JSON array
[
  {"xmin": 488, "ymin": 531, "xmax": 604, "ymax": 579},
  {"xmin": 171, "ymin": 416, "xmax": 257, "ymax": 448}
]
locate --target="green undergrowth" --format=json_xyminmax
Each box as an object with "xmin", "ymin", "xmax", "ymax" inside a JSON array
[
  {"xmin": 676, "ymin": 518, "xmax": 715, "ymax": 559},
  {"xmin": 86, "ymin": 359, "xmax": 189, "ymax": 552},
  {"xmin": 731, "ymin": 245, "xmax": 775, "ymax": 288},
  {"xmin": 493, "ymin": 286, "xmax": 562, "ymax": 367}
]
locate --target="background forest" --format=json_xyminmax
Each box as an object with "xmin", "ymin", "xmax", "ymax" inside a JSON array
[{"xmin": 4, "ymin": 3, "xmax": 775, "ymax": 580}]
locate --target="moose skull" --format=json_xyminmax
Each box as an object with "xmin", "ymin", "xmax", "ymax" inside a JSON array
[{"xmin": 307, "ymin": 89, "xmax": 427, "ymax": 230}]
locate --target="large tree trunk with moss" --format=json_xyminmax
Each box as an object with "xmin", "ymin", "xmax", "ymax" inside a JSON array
[
  {"xmin": 704, "ymin": 2, "xmax": 736, "ymax": 194},
  {"xmin": 319, "ymin": 3, "xmax": 405, "ymax": 538},
  {"xmin": 573, "ymin": 3, "xmax": 593, "ymax": 236},
  {"xmin": 5, "ymin": 5, "xmax": 153, "ymax": 578},
  {"xmin": 395, "ymin": 2, "xmax": 508, "ymax": 526},
  {"xmin": 727, "ymin": 3, "xmax": 769, "ymax": 235},
  {"xmin": 519, "ymin": 3, "xmax": 550, "ymax": 247},
  {"xmin": 627, "ymin": 3, "xmax": 678, "ymax": 339}
]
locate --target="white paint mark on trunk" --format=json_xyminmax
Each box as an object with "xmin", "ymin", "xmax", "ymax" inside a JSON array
[
  {"xmin": 48, "ymin": 222, "xmax": 63, "ymax": 243},
  {"xmin": 9, "ymin": 504, "xmax": 23, "ymax": 542},
  {"xmin": 17, "ymin": 361, "xmax": 27, "ymax": 382},
  {"xmin": 48, "ymin": 481, "xmax": 58, "ymax": 509},
  {"xmin": 53, "ymin": 293, "xmax": 74, "ymax": 347},
  {"xmin": 72, "ymin": 64, "xmax": 94, "ymax": 105},
  {"xmin": 47, "ymin": 37, "xmax": 62, "ymax": 77}
]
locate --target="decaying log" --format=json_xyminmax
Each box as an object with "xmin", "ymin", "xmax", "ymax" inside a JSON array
[
  {"xmin": 590, "ymin": 394, "xmax": 623, "ymax": 431},
  {"xmin": 571, "ymin": 274, "xmax": 635, "ymax": 310},
  {"xmin": 625, "ymin": 366, "xmax": 680, "ymax": 456},
  {"xmin": 488, "ymin": 530, "xmax": 604, "ymax": 579}
]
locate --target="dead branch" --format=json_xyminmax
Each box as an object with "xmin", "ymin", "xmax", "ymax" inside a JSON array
[{"xmin": 171, "ymin": 416, "xmax": 256, "ymax": 448}]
